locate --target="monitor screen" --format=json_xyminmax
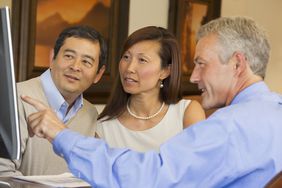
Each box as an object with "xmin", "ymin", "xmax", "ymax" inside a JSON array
[{"xmin": 0, "ymin": 7, "xmax": 21, "ymax": 160}]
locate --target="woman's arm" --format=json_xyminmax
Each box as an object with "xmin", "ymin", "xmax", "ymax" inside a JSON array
[{"xmin": 183, "ymin": 100, "xmax": 206, "ymax": 128}]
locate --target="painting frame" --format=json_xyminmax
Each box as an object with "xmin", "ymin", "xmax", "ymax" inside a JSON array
[
  {"xmin": 11, "ymin": 0, "xmax": 129, "ymax": 104},
  {"xmin": 168, "ymin": 0, "xmax": 221, "ymax": 95}
]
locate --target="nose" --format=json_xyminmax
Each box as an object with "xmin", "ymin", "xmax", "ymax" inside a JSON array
[
  {"xmin": 190, "ymin": 66, "xmax": 200, "ymax": 84},
  {"xmin": 126, "ymin": 59, "xmax": 137, "ymax": 73},
  {"xmin": 70, "ymin": 59, "xmax": 81, "ymax": 72}
]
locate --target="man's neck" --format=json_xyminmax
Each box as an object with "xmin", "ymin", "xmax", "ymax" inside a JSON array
[
  {"xmin": 226, "ymin": 74, "xmax": 263, "ymax": 106},
  {"xmin": 63, "ymin": 94, "xmax": 79, "ymax": 112}
]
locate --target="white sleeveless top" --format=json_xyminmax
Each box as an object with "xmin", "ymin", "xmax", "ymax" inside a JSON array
[{"xmin": 96, "ymin": 99, "xmax": 191, "ymax": 152}]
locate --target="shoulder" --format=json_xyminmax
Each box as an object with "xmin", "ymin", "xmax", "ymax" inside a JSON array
[
  {"xmin": 97, "ymin": 117, "xmax": 116, "ymax": 127},
  {"xmin": 206, "ymin": 100, "xmax": 271, "ymax": 132},
  {"xmin": 17, "ymin": 77, "xmax": 43, "ymax": 94},
  {"xmin": 186, "ymin": 100, "xmax": 203, "ymax": 110},
  {"xmin": 183, "ymin": 99, "xmax": 206, "ymax": 128},
  {"xmin": 175, "ymin": 99, "xmax": 191, "ymax": 104},
  {"xmin": 170, "ymin": 99, "xmax": 191, "ymax": 110},
  {"xmin": 182, "ymin": 99, "xmax": 204, "ymax": 115},
  {"xmin": 174, "ymin": 99, "xmax": 202, "ymax": 109},
  {"xmin": 17, "ymin": 77, "xmax": 41, "ymax": 88},
  {"xmin": 82, "ymin": 99, "xmax": 98, "ymax": 115},
  {"xmin": 96, "ymin": 117, "xmax": 118, "ymax": 137},
  {"xmin": 17, "ymin": 77, "xmax": 47, "ymax": 104}
]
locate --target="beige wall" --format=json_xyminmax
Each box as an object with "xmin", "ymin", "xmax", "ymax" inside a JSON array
[
  {"xmin": 0, "ymin": 0, "xmax": 11, "ymax": 8},
  {"xmin": 128, "ymin": 0, "xmax": 169, "ymax": 34}
]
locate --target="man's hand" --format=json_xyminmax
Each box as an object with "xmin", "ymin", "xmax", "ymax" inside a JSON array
[{"xmin": 21, "ymin": 95, "xmax": 66, "ymax": 142}]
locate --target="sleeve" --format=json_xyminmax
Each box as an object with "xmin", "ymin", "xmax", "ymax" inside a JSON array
[
  {"xmin": 0, "ymin": 89, "xmax": 29, "ymax": 176},
  {"xmin": 53, "ymin": 114, "xmax": 242, "ymax": 188}
]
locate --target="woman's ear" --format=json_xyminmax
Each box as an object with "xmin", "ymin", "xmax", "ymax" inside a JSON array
[{"xmin": 160, "ymin": 65, "xmax": 171, "ymax": 80}]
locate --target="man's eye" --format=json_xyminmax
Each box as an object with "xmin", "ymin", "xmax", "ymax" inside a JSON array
[
  {"xmin": 199, "ymin": 63, "xmax": 205, "ymax": 67},
  {"xmin": 196, "ymin": 62, "xmax": 205, "ymax": 67},
  {"xmin": 64, "ymin": 54, "xmax": 74, "ymax": 60},
  {"xmin": 82, "ymin": 60, "xmax": 93, "ymax": 68},
  {"xmin": 139, "ymin": 58, "xmax": 147, "ymax": 64}
]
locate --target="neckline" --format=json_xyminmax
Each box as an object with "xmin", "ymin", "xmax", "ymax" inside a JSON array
[
  {"xmin": 117, "ymin": 104, "xmax": 171, "ymax": 132},
  {"xmin": 127, "ymin": 101, "xmax": 165, "ymax": 120}
]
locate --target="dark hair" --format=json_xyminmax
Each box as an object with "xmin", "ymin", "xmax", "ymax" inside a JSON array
[
  {"xmin": 98, "ymin": 26, "xmax": 182, "ymax": 121},
  {"xmin": 53, "ymin": 25, "xmax": 107, "ymax": 69}
]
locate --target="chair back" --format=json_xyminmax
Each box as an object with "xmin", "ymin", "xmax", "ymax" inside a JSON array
[{"xmin": 265, "ymin": 171, "xmax": 282, "ymax": 188}]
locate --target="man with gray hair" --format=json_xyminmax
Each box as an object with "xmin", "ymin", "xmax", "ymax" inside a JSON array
[{"xmin": 21, "ymin": 17, "xmax": 282, "ymax": 187}]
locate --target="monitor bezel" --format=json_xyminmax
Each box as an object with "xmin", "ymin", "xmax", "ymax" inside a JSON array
[{"xmin": 0, "ymin": 6, "xmax": 21, "ymax": 160}]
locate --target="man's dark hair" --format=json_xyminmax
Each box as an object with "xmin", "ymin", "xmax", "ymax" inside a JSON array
[{"xmin": 53, "ymin": 25, "xmax": 107, "ymax": 69}]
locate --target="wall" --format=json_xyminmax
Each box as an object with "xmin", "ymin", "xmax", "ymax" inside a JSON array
[
  {"xmin": 128, "ymin": 0, "xmax": 169, "ymax": 34},
  {"xmin": 0, "ymin": 0, "xmax": 11, "ymax": 7}
]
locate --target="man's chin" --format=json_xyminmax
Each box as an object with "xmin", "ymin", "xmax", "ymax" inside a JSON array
[
  {"xmin": 202, "ymin": 99, "xmax": 219, "ymax": 110},
  {"xmin": 61, "ymin": 88, "xmax": 80, "ymax": 95}
]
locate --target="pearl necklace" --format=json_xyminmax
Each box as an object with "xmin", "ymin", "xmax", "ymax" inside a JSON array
[{"xmin": 126, "ymin": 101, "xmax": 165, "ymax": 120}]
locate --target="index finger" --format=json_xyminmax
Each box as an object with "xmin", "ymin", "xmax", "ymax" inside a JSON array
[{"xmin": 21, "ymin": 95, "xmax": 48, "ymax": 111}]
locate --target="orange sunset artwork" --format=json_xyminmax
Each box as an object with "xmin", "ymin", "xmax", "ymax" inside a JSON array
[{"xmin": 35, "ymin": 0, "xmax": 111, "ymax": 67}]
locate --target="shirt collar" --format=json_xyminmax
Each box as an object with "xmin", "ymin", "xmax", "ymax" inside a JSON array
[
  {"xmin": 230, "ymin": 81, "xmax": 270, "ymax": 105},
  {"xmin": 40, "ymin": 69, "xmax": 83, "ymax": 117}
]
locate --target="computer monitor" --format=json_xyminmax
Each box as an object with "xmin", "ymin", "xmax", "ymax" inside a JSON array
[{"xmin": 0, "ymin": 6, "xmax": 21, "ymax": 160}]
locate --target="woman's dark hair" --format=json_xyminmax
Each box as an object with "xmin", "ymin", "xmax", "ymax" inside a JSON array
[
  {"xmin": 53, "ymin": 25, "xmax": 107, "ymax": 69},
  {"xmin": 99, "ymin": 26, "xmax": 182, "ymax": 121}
]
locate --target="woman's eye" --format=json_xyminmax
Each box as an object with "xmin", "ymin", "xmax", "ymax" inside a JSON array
[
  {"xmin": 122, "ymin": 54, "xmax": 130, "ymax": 62},
  {"xmin": 123, "ymin": 55, "xmax": 129, "ymax": 59}
]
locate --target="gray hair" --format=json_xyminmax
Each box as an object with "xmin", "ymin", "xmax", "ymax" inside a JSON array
[{"xmin": 197, "ymin": 17, "xmax": 270, "ymax": 78}]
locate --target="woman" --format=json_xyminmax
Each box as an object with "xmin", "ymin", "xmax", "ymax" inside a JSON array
[{"xmin": 96, "ymin": 26, "xmax": 205, "ymax": 152}]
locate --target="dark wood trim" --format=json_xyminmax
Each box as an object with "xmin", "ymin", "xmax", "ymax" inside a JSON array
[{"xmin": 168, "ymin": 0, "xmax": 221, "ymax": 96}]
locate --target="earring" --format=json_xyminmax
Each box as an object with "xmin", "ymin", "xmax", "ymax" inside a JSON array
[{"xmin": 160, "ymin": 80, "xmax": 164, "ymax": 88}]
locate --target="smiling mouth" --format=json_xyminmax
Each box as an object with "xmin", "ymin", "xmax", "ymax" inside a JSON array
[
  {"xmin": 65, "ymin": 74, "xmax": 79, "ymax": 81},
  {"xmin": 124, "ymin": 77, "xmax": 137, "ymax": 83},
  {"xmin": 199, "ymin": 88, "xmax": 207, "ymax": 94}
]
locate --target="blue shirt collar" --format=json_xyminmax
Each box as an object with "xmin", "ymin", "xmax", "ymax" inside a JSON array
[
  {"xmin": 231, "ymin": 81, "xmax": 270, "ymax": 105},
  {"xmin": 40, "ymin": 69, "xmax": 83, "ymax": 123}
]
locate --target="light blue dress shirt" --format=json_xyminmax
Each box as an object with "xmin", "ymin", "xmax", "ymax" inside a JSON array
[
  {"xmin": 53, "ymin": 81, "xmax": 282, "ymax": 188},
  {"xmin": 40, "ymin": 69, "xmax": 83, "ymax": 123}
]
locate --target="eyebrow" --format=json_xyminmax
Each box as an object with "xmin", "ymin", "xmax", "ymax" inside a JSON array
[
  {"xmin": 136, "ymin": 52, "xmax": 154, "ymax": 60},
  {"xmin": 82, "ymin": 54, "xmax": 95, "ymax": 62},
  {"xmin": 64, "ymin": 49, "xmax": 95, "ymax": 62},
  {"xmin": 125, "ymin": 50, "xmax": 148, "ymax": 57},
  {"xmin": 64, "ymin": 49, "xmax": 76, "ymax": 54}
]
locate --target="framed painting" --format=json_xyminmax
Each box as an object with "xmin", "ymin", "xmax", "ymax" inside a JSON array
[
  {"xmin": 11, "ymin": 0, "xmax": 129, "ymax": 103},
  {"xmin": 168, "ymin": 0, "xmax": 221, "ymax": 95}
]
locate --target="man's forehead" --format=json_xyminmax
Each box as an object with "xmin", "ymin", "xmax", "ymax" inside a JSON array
[
  {"xmin": 195, "ymin": 35, "xmax": 220, "ymax": 56},
  {"xmin": 196, "ymin": 34, "xmax": 218, "ymax": 48}
]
